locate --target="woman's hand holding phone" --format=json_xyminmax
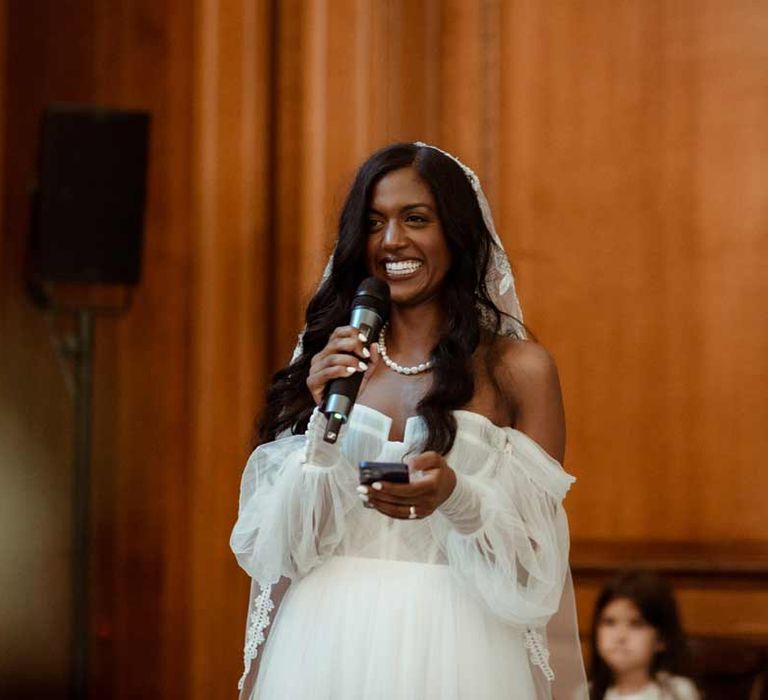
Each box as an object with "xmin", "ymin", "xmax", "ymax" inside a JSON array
[{"xmin": 357, "ymin": 452, "xmax": 457, "ymax": 520}]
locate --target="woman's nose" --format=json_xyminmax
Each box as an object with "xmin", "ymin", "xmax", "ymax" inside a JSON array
[{"xmin": 382, "ymin": 220, "xmax": 406, "ymax": 248}]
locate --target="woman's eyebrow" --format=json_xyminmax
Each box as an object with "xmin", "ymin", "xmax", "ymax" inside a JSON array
[
  {"xmin": 401, "ymin": 203, "xmax": 433, "ymax": 213},
  {"xmin": 367, "ymin": 203, "xmax": 434, "ymax": 215}
]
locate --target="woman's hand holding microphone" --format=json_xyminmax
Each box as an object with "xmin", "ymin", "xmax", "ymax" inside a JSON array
[
  {"xmin": 303, "ymin": 326, "xmax": 379, "ymax": 468},
  {"xmin": 306, "ymin": 325, "xmax": 380, "ymax": 405}
]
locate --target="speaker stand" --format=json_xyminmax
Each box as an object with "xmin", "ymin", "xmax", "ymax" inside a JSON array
[
  {"xmin": 39, "ymin": 288, "xmax": 133, "ymax": 700},
  {"xmin": 71, "ymin": 308, "xmax": 94, "ymax": 700}
]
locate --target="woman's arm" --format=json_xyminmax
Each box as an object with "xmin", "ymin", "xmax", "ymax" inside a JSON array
[
  {"xmin": 230, "ymin": 409, "xmax": 359, "ymax": 585},
  {"xmin": 430, "ymin": 340, "xmax": 575, "ymax": 627}
]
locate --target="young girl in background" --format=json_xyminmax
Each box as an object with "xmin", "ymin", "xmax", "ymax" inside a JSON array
[{"xmin": 589, "ymin": 570, "xmax": 700, "ymax": 700}]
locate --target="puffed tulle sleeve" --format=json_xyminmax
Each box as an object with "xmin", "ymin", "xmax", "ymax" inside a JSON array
[
  {"xmin": 432, "ymin": 426, "xmax": 576, "ymax": 631},
  {"xmin": 230, "ymin": 409, "xmax": 359, "ymax": 587}
]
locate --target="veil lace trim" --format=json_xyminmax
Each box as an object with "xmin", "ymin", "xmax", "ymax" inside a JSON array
[
  {"xmin": 238, "ymin": 584, "xmax": 275, "ymax": 690},
  {"xmin": 413, "ymin": 142, "xmax": 524, "ymax": 339},
  {"xmin": 524, "ymin": 627, "xmax": 556, "ymax": 682}
]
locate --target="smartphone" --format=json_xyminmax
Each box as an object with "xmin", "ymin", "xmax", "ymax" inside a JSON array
[{"xmin": 358, "ymin": 460, "xmax": 409, "ymax": 485}]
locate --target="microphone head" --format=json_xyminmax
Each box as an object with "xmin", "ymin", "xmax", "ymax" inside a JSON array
[{"xmin": 353, "ymin": 276, "xmax": 390, "ymax": 321}]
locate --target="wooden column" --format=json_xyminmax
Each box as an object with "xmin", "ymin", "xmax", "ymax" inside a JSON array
[
  {"xmin": 272, "ymin": 0, "xmax": 445, "ymax": 364},
  {"xmin": 87, "ymin": 1, "xmax": 196, "ymax": 697},
  {"xmin": 188, "ymin": 0, "xmax": 274, "ymax": 696}
]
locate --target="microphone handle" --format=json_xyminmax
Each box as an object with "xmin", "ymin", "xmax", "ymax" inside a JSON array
[
  {"xmin": 324, "ymin": 371, "xmax": 365, "ymax": 417},
  {"xmin": 321, "ymin": 308, "xmax": 383, "ymax": 443},
  {"xmin": 323, "ymin": 371, "xmax": 364, "ymax": 443}
]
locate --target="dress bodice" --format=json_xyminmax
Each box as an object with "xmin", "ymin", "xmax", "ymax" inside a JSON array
[
  {"xmin": 344, "ymin": 403, "xmax": 573, "ymax": 501},
  {"xmin": 332, "ymin": 403, "xmax": 574, "ymax": 566},
  {"xmin": 344, "ymin": 403, "xmax": 507, "ymax": 469}
]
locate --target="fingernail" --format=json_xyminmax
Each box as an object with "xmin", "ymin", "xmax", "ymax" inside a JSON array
[
  {"xmin": 358, "ymin": 332, "xmax": 367, "ymax": 343},
  {"xmin": 358, "ymin": 361, "xmax": 368, "ymax": 371},
  {"xmin": 362, "ymin": 347, "xmax": 371, "ymax": 359},
  {"xmin": 372, "ymin": 482, "xmax": 383, "ymax": 491},
  {"xmin": 356, "ymin": 485, "xmax": 369, "ymax": 494},
  {"xmin": 346, "ymin": 366, "xmax": 356, "ymax": 374},
  {"xmin": 358, "ymin": 493, "xmax": 369, "ymax": 503}
]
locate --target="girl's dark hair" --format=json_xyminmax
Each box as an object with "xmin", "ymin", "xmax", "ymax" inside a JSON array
[
  {"xmin": 589, "ymin": 569, "xmax": 690, "ymax": 699},
  {"xmin": 257, "ymin": 142, "xmax": 517, "ymax": 453}
]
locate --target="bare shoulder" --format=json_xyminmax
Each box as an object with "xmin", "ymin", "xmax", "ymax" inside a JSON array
[
  {"xmin": 491, "ymin": 336, "xmax": 561, "ymax": 399},
  {"xmin": 489, "ymin": 336, "xmax": 566, "ymax": 463}
]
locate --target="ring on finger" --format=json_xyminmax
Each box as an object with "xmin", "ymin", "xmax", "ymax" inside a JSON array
[{"xmin": 408, "ymin": 505, "xmax": 418, "ymax": 520}]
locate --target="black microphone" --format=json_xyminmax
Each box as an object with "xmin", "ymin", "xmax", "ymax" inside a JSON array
[{"xmin": 322, "ymin": 277, "xmax": 390, "ymax": 443}]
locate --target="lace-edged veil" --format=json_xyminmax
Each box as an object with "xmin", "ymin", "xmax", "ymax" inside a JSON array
[{"xmin": 238, "ymin": 142, "xmax": 588, "ymax": 700}]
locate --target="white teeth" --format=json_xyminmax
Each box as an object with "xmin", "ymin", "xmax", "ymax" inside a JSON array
[{"xmin": 384, "ymin": 260, "xmax": 422, "ymax": 276}]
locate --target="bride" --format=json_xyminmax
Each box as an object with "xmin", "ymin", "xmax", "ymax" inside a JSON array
[{"xmin": 231, "ymin": 142, "xmax": 588, "ymax": 699}]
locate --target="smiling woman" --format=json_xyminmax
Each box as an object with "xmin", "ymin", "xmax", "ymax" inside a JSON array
[
  {"xmin": 230, "ymin": 143, "xmax": 588, "ymax": 699},
  {"xmin": 365, "ymin": 168, "xmax": 451, "ymax": 307}
]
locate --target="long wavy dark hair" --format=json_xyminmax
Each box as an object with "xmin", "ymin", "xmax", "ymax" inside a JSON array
[
  {"xmin": 589, "ymin": 570, "xmax": 691, "ymax": 699},
  {"xmin": 258, "ymin": 142, "xmax": 518, "ymax": 453}
]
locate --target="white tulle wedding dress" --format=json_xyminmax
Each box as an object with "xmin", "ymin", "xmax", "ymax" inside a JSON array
[{"xmin": 231, "ymin": 402, "xmax": 581, "ymax": 700}]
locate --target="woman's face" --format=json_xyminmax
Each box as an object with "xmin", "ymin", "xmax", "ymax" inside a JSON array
[
  {"xmin": 365, "ymin": 166, "xmax": 451, "ymax": 307},
  {"xmin": 596, "ymin": 598, "xmax": 663, "ymax": 679}
]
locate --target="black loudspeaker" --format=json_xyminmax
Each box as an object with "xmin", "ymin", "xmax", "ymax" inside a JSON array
[{"xmin": 28, "ymin": 104, "xmax": 151, "ymax": 285}]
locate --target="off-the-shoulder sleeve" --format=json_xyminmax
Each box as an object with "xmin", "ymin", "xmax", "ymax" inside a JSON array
[
  {"xmin": 432, "ymin": 428, "xmax": 575, "ymax": 629},
  {"xmin": 230, "ymin": 411, "xmax": 359, "ymax": 586}
]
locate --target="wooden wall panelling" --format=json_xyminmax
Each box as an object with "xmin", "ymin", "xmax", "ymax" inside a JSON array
[
  {"xmin": 439, "ymin": 0, "xmax": 500, "ymax": 196},
  {"xmin": 88, "ymin": 0, "xmax": 196, "ymax": 696},
  {"xmin": 497, "ymin": 1, "xmax": 768, "ymax": 545},
  {"xmin": 693, "ymin": 0, "xmax": 768, "ymax": 543},
  {"xmin": 496, "ymin": 0, "xmax": 541, "ymax": 304},
  {"xmin": 386, "ymin": 0, "xmax": 442, "ymax": 145},
  {"xmin": 495, "ymin": 0, "xmax": 768, "ymax": 653},
  {"xmin": 272, "ymin": 0, "xmax": 444, "ymax": 363},
  {"xmin": 151, "ymin": 4, "xmax": 196, "ymax": 695},
  {"xmin": 538, "ymin": 0, "xmax": 699, "ymax": 538},
  {"xmin": 272, "ymin": 0, "xmax": 306, "ymax": 368},
  {"xmin": 298, "ymin": 0, "xmax": 332, "ymax": 301},
  {"xmin": 298, "ymin": 0, "xmax": 388, "ymax": 300},
  {"xmin": 189, "ymin": 0, "xmax": 274, "ymax": 697},
  {"xmin": 0, "ymin": 1, "xmax": 98, "ymax": 695}
]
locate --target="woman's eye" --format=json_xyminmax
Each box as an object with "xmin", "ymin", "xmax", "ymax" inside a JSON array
[
  {"xmin": 406, "ymin": 215, "xmax": 427, "ymax": 224},
  {"xmin": 368, "ymin": 218, "xmax": 383, "ymax": 230}
]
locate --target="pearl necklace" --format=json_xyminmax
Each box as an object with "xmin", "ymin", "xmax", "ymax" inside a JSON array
[{"xmin": 377, "ymin": 324, "xmax": 435, "ymax": 375}]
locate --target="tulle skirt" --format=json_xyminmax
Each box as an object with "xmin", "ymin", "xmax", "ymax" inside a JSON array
[{"xmin": 252, "ymin": 556, "xmax": 537, "ymax": 700}]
